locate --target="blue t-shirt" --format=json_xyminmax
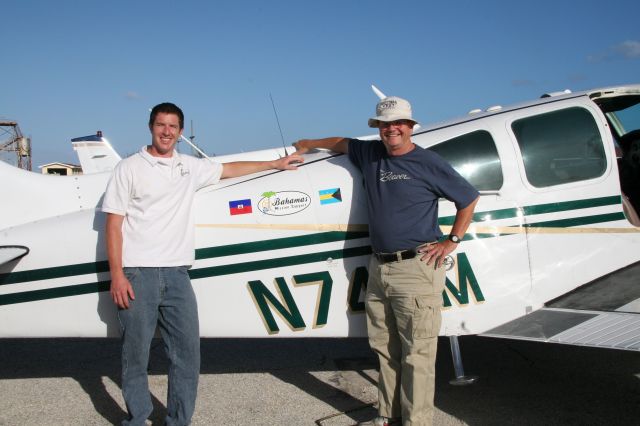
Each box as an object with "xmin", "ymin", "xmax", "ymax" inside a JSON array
[{"xmin": 348, "ymin": 138, "xmax": 479, "ymax": 253}]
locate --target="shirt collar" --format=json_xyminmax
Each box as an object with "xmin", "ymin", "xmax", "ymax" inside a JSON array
[{"xmin": 139, "ymin": 145, "xmax": 179, "ymax": 167}]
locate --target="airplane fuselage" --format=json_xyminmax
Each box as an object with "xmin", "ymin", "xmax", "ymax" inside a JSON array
[{"xmin": 2, "ymin": 86, "xmax": 640, "ymax": 347}]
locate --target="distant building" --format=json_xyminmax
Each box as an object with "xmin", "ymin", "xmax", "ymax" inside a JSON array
[{"xmin": 39, "ymin": 162, "xmax": 82, "ymax": 176}]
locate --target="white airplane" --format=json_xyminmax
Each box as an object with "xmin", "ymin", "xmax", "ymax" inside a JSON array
[{"xmin": 2, "ymin": 85, "xmax": 640, "ymax": 375}]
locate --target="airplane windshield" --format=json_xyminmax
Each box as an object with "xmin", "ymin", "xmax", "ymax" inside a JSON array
[
  {"xmin": 610, "ymin": 102, "xmax": 640, "ymax": 137},
  {"xmin": 599, "ymin": 95, "xmax": 640, "ymax": 138}
]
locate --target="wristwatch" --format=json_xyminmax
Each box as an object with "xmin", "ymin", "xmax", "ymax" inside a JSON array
[{"xmin": 448, "ymin": 234, "xmax": 461, "ymax": 243}]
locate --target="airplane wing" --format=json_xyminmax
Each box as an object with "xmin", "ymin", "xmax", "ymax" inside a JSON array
[
  {"xmin": 0, "ymin": 245, "xmax": 29, "ymax": 267},
  {"xmin": 482, "ymin": 261, "xmax": 640, "ymax": 351}
]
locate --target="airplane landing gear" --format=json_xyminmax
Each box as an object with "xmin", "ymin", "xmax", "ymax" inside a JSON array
[{"xmin": 448, "ymin": 335, "xmax": 478, "ymax": 386}]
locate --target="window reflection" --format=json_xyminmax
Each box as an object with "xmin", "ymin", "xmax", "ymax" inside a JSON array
[
  {"xmin": 428, "ymin": 130, "xmax": 503, "ymax": 191},
  {"xmin": 512, "ymin": 107, "xmax": 606, "ymax": 187}
]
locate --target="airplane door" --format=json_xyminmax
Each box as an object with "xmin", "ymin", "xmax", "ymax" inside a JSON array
[{"xmin": 508, "ymin": 102, "xmax": 631, "ymax": 308}]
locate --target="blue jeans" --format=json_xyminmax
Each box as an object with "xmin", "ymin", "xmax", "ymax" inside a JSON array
[{"xmin": 118, "ymin": 266, "xmax": 200, "ymax": 426}]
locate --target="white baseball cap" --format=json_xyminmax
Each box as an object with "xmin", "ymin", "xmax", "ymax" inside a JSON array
[{"xmin": 368, "ymin": 96, "xmax": 419, "ymax": 128}]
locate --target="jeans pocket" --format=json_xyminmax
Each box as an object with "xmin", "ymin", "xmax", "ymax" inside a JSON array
[
  {"xmin": 123, "ymin": 267, "xmax": 140, "ymax": 282},
  {"xmin": 413, "ymin": 296, "xmax": 442, "ymax": 339}
]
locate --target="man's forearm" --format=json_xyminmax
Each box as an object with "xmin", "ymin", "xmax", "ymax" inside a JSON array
[
  {"xmin": 221, "ymin": 153, "xmax": 303, "ymax": 179},
  {"xmin": 221, "ymin": 161, "xmax": 275, "ymax": 178},
  {"xmin": 294, "ymin": 137, "xmax": 349, "ymax": 154},
  {"xmin": 450, "ymin": 196, "xmax": 480, "ymax": 239},
  {"xmin": 105, "ymin": 214, "xmax": 125, "ymax": 277},
  {"xmin": 105, "ymin": 212, "xmax": 135, "ymax": 308}
]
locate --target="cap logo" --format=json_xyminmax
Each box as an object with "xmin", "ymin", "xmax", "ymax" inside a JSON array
[{"xmin": 378, "ymin": 100, "xmax": 397, "ymax": 112}]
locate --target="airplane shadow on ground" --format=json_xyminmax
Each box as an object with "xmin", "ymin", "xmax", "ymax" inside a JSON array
[
  {"xmin": 0, "ymin": 337, "xmax": 377, "ymax": 425},
  {"xmin": 0, "ymin": 338, "xmax": 124, "ymax": 424},
  {"xmin": 434, "ymin": 337, "xmax": 640, "ymax": 426},
  {"xmin": 1, "ymin": 336, "xmax": 639, "ymax": 425}
]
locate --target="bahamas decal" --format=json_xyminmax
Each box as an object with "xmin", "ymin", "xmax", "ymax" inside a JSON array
[
  {"xmin": 258, "ymin": 191, "xmax": 311, "ymax": 216},
  {"xmin": 319, "ymin": 188, "xmax": 342, "ymax": 205}
]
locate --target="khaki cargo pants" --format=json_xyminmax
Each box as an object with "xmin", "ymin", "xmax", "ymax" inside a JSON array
[{"xmin": 365, "ymin": 254, "xmax": 446, "ymax": 426}]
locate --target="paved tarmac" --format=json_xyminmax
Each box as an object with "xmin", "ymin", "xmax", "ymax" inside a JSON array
[{"xmin": 0, "ymin": 336, "xmax": 638, "ymax": 425}]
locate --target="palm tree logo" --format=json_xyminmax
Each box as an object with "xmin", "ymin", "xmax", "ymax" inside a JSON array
[{"xmin": 260, "ymin": 191, "xmax": 277, "ymax": 212}]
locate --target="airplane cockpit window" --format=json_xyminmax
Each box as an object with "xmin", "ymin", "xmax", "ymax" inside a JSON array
[
  {"xmin": 511, "ymin": 107, "xmax": 606, "ymax": 188},
  {"xmin": 428, "ymin": 130, "xmax": 503, "ymax": 191}
]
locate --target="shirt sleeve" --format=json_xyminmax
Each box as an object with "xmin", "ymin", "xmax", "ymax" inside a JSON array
[
  {"xmin": 347, "ymin": 138, "xmax": 366, "ymax": 169},
  {"xmin": 194, "ymin": 158, "xmax": 223, "ymax": 189},
  {"xmin": 426, "ymin": 153, "xmax": 479, "ymax": 209},
  {"xmin": 101, "ymin": 161, "xmax": 131, "ymax": 216}
]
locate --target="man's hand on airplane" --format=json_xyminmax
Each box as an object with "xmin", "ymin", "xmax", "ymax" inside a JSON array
[
  {"xmin": 110, "ymin": 273, "xmax": 135, "ymax": 309},
  {"xmin": 272, "ymin": 153, "xmax": 304, "ymax": 170},
  {"xmin": 292, "ymin": 140, "xmax": 313, "ymax": 154}
]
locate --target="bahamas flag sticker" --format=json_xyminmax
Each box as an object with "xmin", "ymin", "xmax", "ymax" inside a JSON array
[
  {"xmin": 319, "ymin": 188, "xmax": 342, "ymax": 205},
  {"xmin": 229, "ymin": 199, "xmax": 253, "ymax": 215}
]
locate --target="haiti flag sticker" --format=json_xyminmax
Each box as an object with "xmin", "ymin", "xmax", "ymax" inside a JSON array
[
  {"xmin": 229, "ymin": 199, "xmax": 253, "ymax": 215},
  {"xmin": 319, "ymin": 188, "xmax": 342, "ymax": 205}
]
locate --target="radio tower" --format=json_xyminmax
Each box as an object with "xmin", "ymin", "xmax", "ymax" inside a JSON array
[{"xmin": 0, "ymin": 121, "xmax": 32, "ymax": 171}]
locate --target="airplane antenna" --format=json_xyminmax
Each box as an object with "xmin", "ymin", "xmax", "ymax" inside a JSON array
[
  {"xmin": 371, "ymin": 84, "xmax": 387, "ymax": 100},
  {"xmin": 189, "ymin": 120, "xmax": 202, "ymax": 158},
  {"xmin": 269, "ymin": 92, "xmax": 288, "ymax": 157},
  {"xmin": 180, "ymin": 135, "xmax": 213, "ymax": 163}
]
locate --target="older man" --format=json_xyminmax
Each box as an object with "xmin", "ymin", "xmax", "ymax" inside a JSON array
[{"xmin": 294, "ymin": 97, "xmax": 479, "ymax": 426}]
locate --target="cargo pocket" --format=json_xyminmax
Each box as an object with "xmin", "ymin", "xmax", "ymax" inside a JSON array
[{"xmin": 412, "ymin": 295, "xmax": 442, "ymax": 339}]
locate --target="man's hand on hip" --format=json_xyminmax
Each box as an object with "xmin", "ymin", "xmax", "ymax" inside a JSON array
[{"xmin": 418, "ymin": 240, "xmax": 457, "ymax": 268}]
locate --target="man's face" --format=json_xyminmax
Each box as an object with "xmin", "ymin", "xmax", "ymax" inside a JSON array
[
  {"xmin": 378, "ymin": 119, "xmax": 414, "ymax": 154},
  {"xmin": 148, "ymin": 112, "xmax": 183, "ymax": 157}
]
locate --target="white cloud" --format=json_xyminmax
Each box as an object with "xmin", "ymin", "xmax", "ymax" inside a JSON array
[
  {"xmin": 613, "ymin": 40, "xmax": 640, "ymax": 59},
  {"xmin": 588, "ymin": 40, "xmax": 640, "ymax": 63},
  {"xmin": 125, "ymin": 91, "xmax": 141, "ymax": 100}
]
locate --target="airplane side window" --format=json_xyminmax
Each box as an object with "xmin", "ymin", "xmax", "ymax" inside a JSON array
[
  {"xmin": 512, "ymin": 107, "xmax": 606, "ymax": 188},
  {"xmin": 428, "ymin": 130, "xmax": 503, "ymax": 191}
]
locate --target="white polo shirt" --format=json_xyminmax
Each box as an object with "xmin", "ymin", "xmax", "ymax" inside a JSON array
[{"xmin": 102, "ymin": 146, "xmax": 223, "ymax": 267}]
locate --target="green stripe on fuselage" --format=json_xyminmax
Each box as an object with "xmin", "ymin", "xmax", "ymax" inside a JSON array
[
  {"xmin": 0, "ymin": 246, "xmax": 372, "ymax": 306},
  {"xmin": 0, "ymin": 231, "xmax": 369, "ymax": 286},
  {"xmin": 0, "ymin": 195, "xmax": 625, "ymax": 305},
  {"xmin": 438, "ymin": 195, "xmax": 621, "ymax": 226}
]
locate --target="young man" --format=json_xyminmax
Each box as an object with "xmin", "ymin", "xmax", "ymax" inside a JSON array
[
  {"xmin": 103, "ymin": 102, "xmax": 302, "ymax": 426},
  {"xmin": 294, "ymin": 97, "xmax": 479, "ymax": 426}
]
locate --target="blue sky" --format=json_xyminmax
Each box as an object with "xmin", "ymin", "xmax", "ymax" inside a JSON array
[{"xmin": 2, "ymin": 0, "xmax": 639, "ymax": 167}]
